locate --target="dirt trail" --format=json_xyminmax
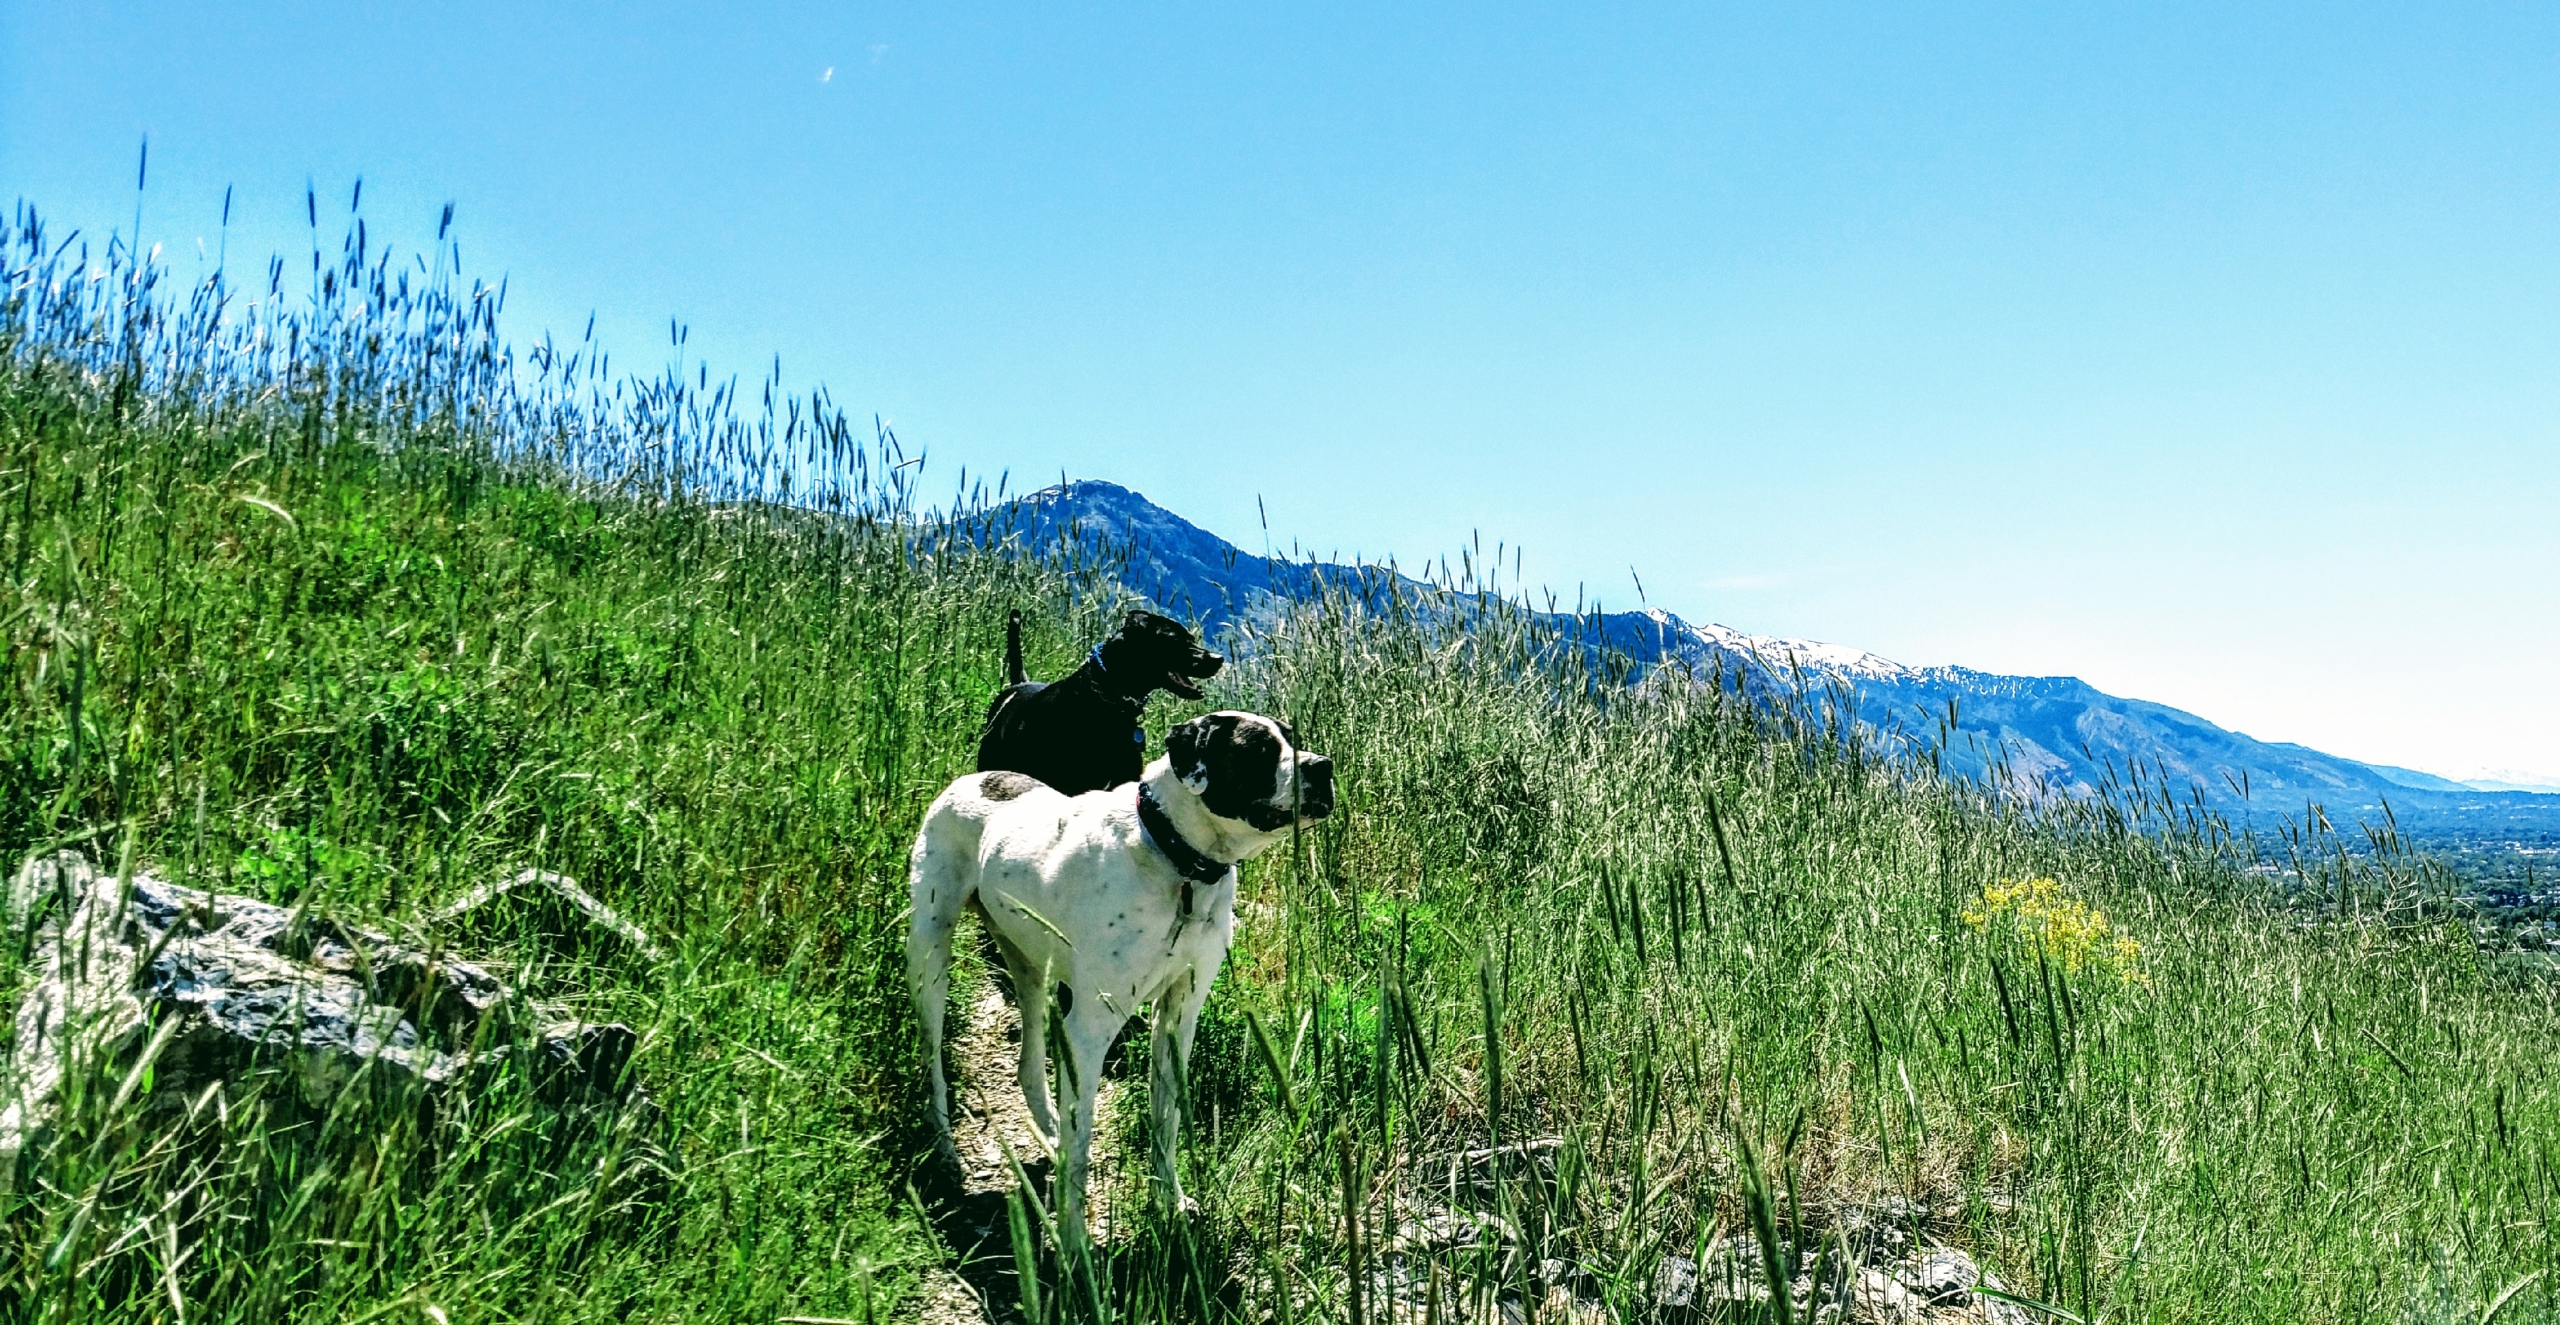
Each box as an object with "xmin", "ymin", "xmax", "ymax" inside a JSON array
[{"xmin": 917, "ymin": 984, "xmax": 1125, "ymax": 1325}]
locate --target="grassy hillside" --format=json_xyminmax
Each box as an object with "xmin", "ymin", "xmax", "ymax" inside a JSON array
[
  {"xmin": 0, "ymin": 207, "xmax": 1095, "ymax": 1320},
  {"xmin": 8, "ymin": 205, "xmax": 2560, "ymax": 1324}
]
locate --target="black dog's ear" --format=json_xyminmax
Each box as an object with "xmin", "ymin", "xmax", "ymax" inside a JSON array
[
  {"xmin": 1166, "ymin": 714, "xmax": 1231, "ymax": 789},
  {"xmin": 1122, "ymin": 608, "xmax": 1190, "ymax": 637}
]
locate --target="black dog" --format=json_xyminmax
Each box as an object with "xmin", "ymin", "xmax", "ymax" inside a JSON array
[{"xmin": 976, "ymin": 608, "xmax": 1225, "ymax": 796}]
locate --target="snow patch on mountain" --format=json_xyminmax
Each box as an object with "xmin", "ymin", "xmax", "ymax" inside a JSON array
[{"xmin": 1643, "ymin": 610, "xmax": 1922, "ymax": 682}]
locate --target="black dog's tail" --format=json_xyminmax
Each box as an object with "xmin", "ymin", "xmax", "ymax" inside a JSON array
[{"xmin": 1004, "ymin": 609, "xmax": 1027, "ymax": 685}]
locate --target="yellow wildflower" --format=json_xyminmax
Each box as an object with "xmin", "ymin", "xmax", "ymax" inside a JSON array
[{"xmin": 1963, "ymin": 877, "xmax": 2150, "ymax": 986}]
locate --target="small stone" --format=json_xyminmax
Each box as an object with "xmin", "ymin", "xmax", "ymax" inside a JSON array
[
  {"xmin": 1856, "ymin": 1267, "xmax": 1915, "ymax": 1323},
  {"xmin": 1654, "ymin": 1255, "xmax": 1699, "ymax": 1308},
  {"xmin": 1393, "ymin": 1198, "xmax": 1496, "ymax": 1252},
  {"xmin": 1906, "ymin": 1249, "xmax": 1979, "ymax": 1306}
]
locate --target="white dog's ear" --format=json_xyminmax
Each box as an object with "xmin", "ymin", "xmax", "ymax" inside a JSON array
[{"xmin": 1166, "ymin": 714, "xmax": 1223, "ymax": 793}]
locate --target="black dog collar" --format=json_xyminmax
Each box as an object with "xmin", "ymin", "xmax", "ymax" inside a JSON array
[
  {"xmin": 1087, "ymin": 646, "xmax": 1150, "ymax": 747},
  {"xmin": 1137, "ymin": 783, "xmax": 1231, "ymax": 917}
]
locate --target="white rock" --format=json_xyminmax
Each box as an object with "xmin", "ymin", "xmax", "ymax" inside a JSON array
[{"xmin": 0, "ymin": 852, "xmax": 638, "ymax": 1189}]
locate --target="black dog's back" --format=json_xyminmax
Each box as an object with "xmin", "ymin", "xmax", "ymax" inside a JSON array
[
  {"xmin": 977, "ymin": 679, "xmax": 1138, "ymax": 795},
  {"xmin": 976, "ymin": 608, "xmax": 1223, "ymax": 797}
]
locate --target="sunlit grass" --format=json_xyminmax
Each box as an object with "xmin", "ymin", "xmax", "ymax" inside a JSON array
[{"xmin": 0, "ymin": 199, "xmax": 1118, "ymax": 1322}]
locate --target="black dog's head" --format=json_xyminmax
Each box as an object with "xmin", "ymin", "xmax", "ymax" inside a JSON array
[
  {"xmin": 1097, "ymin": 609, "xmax": 1224, "ymax": 701},
  {"xmin": 1165, "ymin": 712, "xmax": 1335, "ymax": 832}
]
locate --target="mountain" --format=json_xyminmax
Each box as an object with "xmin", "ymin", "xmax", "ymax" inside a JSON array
[
  {"xmin": 2361, "ymin": 763, "xmax": 2478, "ymax": 793},
  {"xmin": 1004, "ymin": 480, "xmax": 2558, "ymax": 833},
  {"xmin": 2458, "ymin": 769, "xmax": 2560, "ymax": 795}
]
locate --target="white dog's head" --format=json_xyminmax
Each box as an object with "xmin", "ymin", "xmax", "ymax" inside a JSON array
[{"xmin": 1163, "ymin": 711, "xmax": 1334, "ymax": 833}]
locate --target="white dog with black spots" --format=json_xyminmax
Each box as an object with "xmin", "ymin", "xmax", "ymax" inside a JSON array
[{"xmin": 907, "ymin": 711, "xmax": 1333, "ymax": 1243}]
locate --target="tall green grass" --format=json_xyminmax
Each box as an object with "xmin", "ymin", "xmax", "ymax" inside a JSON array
[
  {"xmin": 7, "ymin": 194, "xmax": 2559, "ymax": 1324},
  {"xmin": 1173, "ymin": 576, "xmax": 2560, "ymax": 1323},
  {"xmin": 0, "ymin": 198, "xmax": 1143, "ymax": 1321}
]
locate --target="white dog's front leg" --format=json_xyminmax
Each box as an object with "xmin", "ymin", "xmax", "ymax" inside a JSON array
[
  {"xmin": 1050, "ymin": 1000, "xmax": 1124, "ymax": 1254},
  {"xmin": 1150, "ymin": 965, "xmax": 1211, "ymax": 1214}
]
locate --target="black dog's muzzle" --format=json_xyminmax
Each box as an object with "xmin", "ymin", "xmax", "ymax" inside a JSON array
[{"xmin": 1162, "ymin": 649, "xmax": 1224, "ymax": 701}]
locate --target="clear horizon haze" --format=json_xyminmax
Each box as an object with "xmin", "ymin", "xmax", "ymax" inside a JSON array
[{"xmin": 5, "ymin": 2, "xmax": 2555, "ymax": 781}]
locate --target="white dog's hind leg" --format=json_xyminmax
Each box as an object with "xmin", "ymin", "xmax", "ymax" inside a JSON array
[
  {"xmin": 905, "ymin": 813, "xmax": 977, "ymax": 1165},
  {"xmin": 1008, "ymin": 949, "xmax": 1059, "ymax": 1146},
  {"xmin": 1050, "ymin": 1000, "xmax": 1125, "ymax": 1254},
  {"xmin": 1149, "ymin": 964, "xmax": 1212, "ymax": 1213}
]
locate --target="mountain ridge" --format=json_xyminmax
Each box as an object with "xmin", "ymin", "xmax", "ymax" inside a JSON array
[{"xmin": 1004, "ymin": 479, "xmax": 2557, "ymax": 830}]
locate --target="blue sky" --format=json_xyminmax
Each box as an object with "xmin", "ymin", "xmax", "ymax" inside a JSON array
[{"xmin": 6, "ymin": 3, "xmax": 2556, "ymax": 779}]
